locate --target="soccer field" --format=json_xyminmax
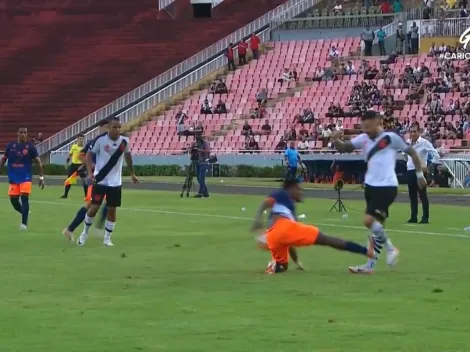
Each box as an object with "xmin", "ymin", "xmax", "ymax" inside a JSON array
[{"xmin": 1, "ymin": 185, "xmax": 469, "ymax": 352}]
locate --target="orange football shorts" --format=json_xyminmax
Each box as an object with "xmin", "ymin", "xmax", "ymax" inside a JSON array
[{"xmin": 8, "ymin": 182, "xmax": 32, "ymax": 196}]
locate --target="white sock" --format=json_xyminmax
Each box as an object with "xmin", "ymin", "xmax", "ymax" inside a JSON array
[
  {"xmin": 81, "ymin": 214, "xmax": 95, "ymax": 239},
  {"xmin": 104, "ymin": 220, "xmax": 116, "ymax": 241},
  {"xmin": 385, "ymin": 238, "xmax": 394, "ymax": 251}
]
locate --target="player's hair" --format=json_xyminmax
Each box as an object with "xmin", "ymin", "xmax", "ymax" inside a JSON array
[
  {"xmin": 98, "ymin": 119, "xmax": 109, "ymax": 127},
  {"xmin": 18, "ymin": 126, "xmax": 28, "ymax": 131},
  {"xmin": 77, "ymin": 133, "xmax": 85, "ymax": 137},
  {"xmin": 110, "ymin": 117, "xmax": 121, "ymax": 123},
  {"xmin": 283, "ymin": 179, "xmax": 300, "ymax": 190}
]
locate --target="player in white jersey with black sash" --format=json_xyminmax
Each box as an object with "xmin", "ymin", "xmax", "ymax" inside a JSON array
[
  {"xmin": 78, "ymin": 117, "xmax": 139, "ymax": 247},
  {"xmin": 331, "ymin": 110, "xmax": 427, "ymax": 274}
]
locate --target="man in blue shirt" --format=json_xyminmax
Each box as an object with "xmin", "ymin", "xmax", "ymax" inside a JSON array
[
  {"xmin": 377, "ymin": 27, "xmax": 387, "ymax": 56},
  {"xmin": 284, "ymin": 141, "xmax": 302, "ymax": 181}
]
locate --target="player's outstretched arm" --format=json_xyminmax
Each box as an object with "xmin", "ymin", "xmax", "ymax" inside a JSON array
[
  {"xmin": 34, "ymin": 157, "xmax": 45, "ymax": 189},
  {"xmin": 124, "ymin": 151, "xmax": 139, "ymax": 184},
  {"xmin": 331, "ymin": 131, "xmax": 355, "ymax": 153},
  {"xmin": 251, "ymin": 197, "xmax": 274, "ymax": 232}
]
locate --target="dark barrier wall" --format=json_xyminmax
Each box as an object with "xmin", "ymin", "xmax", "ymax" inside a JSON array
[{"xmin": 303, "ymin": 159, "xmax": 408, "ymax": 184}]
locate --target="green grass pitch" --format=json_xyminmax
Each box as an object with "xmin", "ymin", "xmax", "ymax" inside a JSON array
[{"xmin": 1, "ymin": 185, "xmax": 470, "ymax": 352}]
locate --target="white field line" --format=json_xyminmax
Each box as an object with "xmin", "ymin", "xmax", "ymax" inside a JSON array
[{"xmin": 13, "ymin": 199, "xmax": 470, "ymax": 240}]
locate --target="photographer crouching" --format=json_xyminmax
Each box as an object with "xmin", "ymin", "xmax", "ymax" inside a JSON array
[{"xmin": 195, "ymin": 135, "xmax": 210, "ymax": 198}]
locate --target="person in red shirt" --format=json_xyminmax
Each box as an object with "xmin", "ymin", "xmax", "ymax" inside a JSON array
[
  {"xmin": 238, "ymin": 40, "xmax": 248, "ymax": 65},
  {"xmin": 250, "ymin": 33, "xmax": 260, "ymax": 59},
  {"xmin": 381, "ymin": 0, "xmax": 391, "ymax": 13},
  {"xmin": 226, "ymin": 43, "xmax": 236, "ymax": 71}
]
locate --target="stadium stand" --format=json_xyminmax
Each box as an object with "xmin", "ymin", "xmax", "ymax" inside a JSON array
[
  {"xmin": 0, "ymin": 0, "xmax": 287, "ymax": 147},
  {"xmin": 130, "ymin": 36, "xmax": 470, "ymax": 154}
]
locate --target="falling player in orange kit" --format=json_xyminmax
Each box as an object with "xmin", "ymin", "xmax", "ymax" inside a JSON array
[{"xmin": 251, "ymin": 179, "xmax": 376, "ymax": 274}]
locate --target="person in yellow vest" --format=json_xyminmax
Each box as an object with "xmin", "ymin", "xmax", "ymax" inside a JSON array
[{"xmin": 61, "ymin": 134, "xmax": 87, "ymax": 199}]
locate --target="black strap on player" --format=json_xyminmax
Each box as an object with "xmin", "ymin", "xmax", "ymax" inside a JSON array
[
  {"xmin": 94, "ymin": 139, "xmax": 127, "ymax": 183},
  {"xmin": 366, "ymin": 134, "xmax": 391, "ymax": 162}
]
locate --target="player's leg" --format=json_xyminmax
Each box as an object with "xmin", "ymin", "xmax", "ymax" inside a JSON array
[
  {"xmin": 8, "ymin": 184, "xmax": 22, "ymax": 214},
  {"xmin": 78, "ymin": 168, "xmax": 88, "ymax": 196},
  {"xmin": 95, "ymin": 202, "xmax": 108, "ymax": 230},
  {"xmin": 62, "ymin": 164, "xmax": 77, "ymax": 198},
  {"xmin": 102, "ymin": 186, "xmax": 121, "ymax": 246},
  {"xmin": 8, "ymin": 184, "xmax": 23, "ymax": 227},
  {"xmin": 284, "ymin": 221, "xmax": 375, "ymax": 258},
  {"xmin": 18, "ymin": 182, "xmax": 32, "ymax": 230},
  {"xmin": 349, "ymin": 186, "xmax": 398, "ymax": 274},
  {"xmin": 77, "ymin": 184, "xmax": 104, "ymax": 246},
  {"xmin": 64, "ymin": 184, "xmax": 95, "ymax": 240}
]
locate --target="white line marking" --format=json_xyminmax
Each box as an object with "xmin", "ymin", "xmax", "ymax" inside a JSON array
[
  {"xmin": 447, "ymin": 227, "xmax": 461, "ymax": 231},
  {"xmin": 11, "ymin": 199, "xmax": 470, "ymax": 240}
]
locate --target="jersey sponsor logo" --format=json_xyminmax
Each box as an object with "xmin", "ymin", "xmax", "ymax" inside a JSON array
[{"xmin": 366, "ymin": 135, "xmax": 391, "ymax": 162}]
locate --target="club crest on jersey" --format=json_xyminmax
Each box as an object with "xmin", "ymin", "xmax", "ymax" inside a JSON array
[
  {"xmin": 104, "ymin": 144, "xmax": 111, "ymax": 152},
  {"xmin": 22, "ymin": 149, "xmax": 28, "ymax": 155}
]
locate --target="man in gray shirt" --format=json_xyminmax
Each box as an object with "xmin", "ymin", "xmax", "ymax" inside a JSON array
[
  {"xmin": 195, "ymin": 135, "xmax": 210, "ymax": 198},
  {"xmin": 361, "ymin": 26, "xmax": 375, "ymax": 56},
  {"xmin": 408, "ymin": 22, "xmax": 419, "ymax": 54}
]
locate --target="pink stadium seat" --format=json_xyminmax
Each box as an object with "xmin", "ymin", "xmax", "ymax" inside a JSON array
[{"xmin": 130, "ymin": 40, "xmax": 466, "ymax": 154}]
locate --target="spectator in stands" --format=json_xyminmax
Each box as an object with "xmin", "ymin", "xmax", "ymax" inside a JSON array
[
  {"xmin": 329, "ymin": 46, "xmax": 339, "ymax": 60},
  {"xmin": 344, "ymin": 61, "xmax": 356, "ymax": 75},
  {"xmin": 176, "ymin": 109, "xmax": 187, "ymax": 135},
  {"xmin": 242, "ymin": 120, "xmax": 253, "ymax": 136},
  {"xmin": 250, "ymin": 33, "xmax": 261, "ymax": 60},
  {"xmin": 195, "ymin": 121, "xmax": 204, "ymax": 136},
  {"xmin": 460, "ymin": 5, "xmax": 468, "ymax": 17},
  {"xmin": 298, "ymin": 137, "xmax": 308, "ymax": 154},
  {"xmin": 364, "ymin": 65, "xmax": 378, "ymax": 80},
  {"xmin": 380, "ymin": 51, "xmax": 398, "ymax": 65},
  {"xmin": 250, "ymin": 104, "xmax": 266, "ymax": 118},
  {"xmin": 201, "ymin": 97, "xmax": 212, "ymax": 114},
  {"xmin": 261, "ymin": 120, "xmax": 271, "ymax": 135},
  {"xmin": 286, "ymin": 126, "xmax": 297, "ymax": 141},
  {"xmin": 428, "ymin": 42, "xmax": 438, "ymax": 57},
  {"xmin": 33, "ymin": 133, "xmax": 43, "ymax": 144},
  {"xmin": 430, "ymin": 164, "xmax": 453, "ymax": 188},
  {"xmin": 407, "ymin": 82, "xmax": 421, "ymax": 104},
  {"xmin": 322, "ymin": 67, "xmax": 337, "ymax": 81},
  {"xmin": 275, "ymin": 137, "xmax": 287, "ymax": 153},
  {"xmin": 248, "ymin": 137, "xmax": 260, "ymax": 153},
  {"xmin": 377, "ymin": 27, "xmax": 387, "ymax": 56},
  {"xmin": 279, "ymin": 68, "xmax": 293, "ymax": 83},
  {"xmin": 225, "ymin": 44, "xmax": 236, "ymax": 71},
  {"xmin": 408, "ymin": 22, "xmax": 420, "ymax": 54},
  {"xmin": 336, "ymin": 119, "xmax": 344, "ymax": 133},
  {"xmin": 326, "ymin": 102, "xmax": 342, "ymax": 117},
  {"xmin": 299, "ymin": 125, "xmax": 309, "ymax": 138},
  {"xmin": 381, "ymin": 0, "xmax": 392, "ymax": 13},
  {"xmin": 396, "ymin": 23, "xmax": 405, "ymax": 55},
  {"xmin": 214, "ymin": 99, "xmax": 227, "ymax": 114},
  {"xmin": 320, "ymin": 124, "xmax": 333, "ymax": 142},
  {"xmin": 392, "ymin": 0, "xmax": 403, "ymax": 12},
  {"xmin": 313, "ymin": 66, "xmax": 324, "ymax": 81},
  {"xmin": 333, "ymin": 1, "xmax": 343, "ymax": 14},
  {"xmin": 361, "ymin": 26, "xmax": 375, "ymax": 56},
  {"xmin": 237, "ymin": 40, "xmax": 248, "ymax": 65},
  {"xmin": 217, "ymin": 79, "xmax": 229, "ymax": 94},
  {"xmin": 256, "ymin": 88, "xmax": 268, "ymax": 105},
  {"xmin": 293, "ymin": 108, "xmax": 315, "ymax": 125}
]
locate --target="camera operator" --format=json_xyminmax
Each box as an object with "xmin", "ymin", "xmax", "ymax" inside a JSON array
[{"xmin": 195, "ymin": 135, "xmax": 210, "ymax": 198}]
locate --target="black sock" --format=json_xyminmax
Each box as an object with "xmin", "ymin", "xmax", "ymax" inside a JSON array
[
  {"xmin": 10, "ymin": 197, "xmax": 22, "ymax": 213},
  {"xmin": 82, "ymin": 184, "xmax": 88, "ymax": 196},
  {"xmin": 68, "ymin": 207, "xmax": 87, "ymax": 232},
  {"xmin": 64, "ymin": 185, "xmax": 71, "ymax": 197},
  {"xmin": 20, "ymin": 195, "xmax": 30, "ymax": 226},
  {"xmin": 345, "ymin": 241, "xmax": 368, "ymax": 255}
]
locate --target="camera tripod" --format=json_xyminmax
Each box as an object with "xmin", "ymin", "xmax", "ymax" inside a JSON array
[
  {"xmin": 180, "ymin": 161, "xmax": 197, "ymax": 198},
  {"xmin": 329, "ymin": 189, "xmax": 347, "ymax": 213}
]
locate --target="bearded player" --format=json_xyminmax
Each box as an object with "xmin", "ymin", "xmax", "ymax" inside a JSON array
[
  {"xmin": 62, "ymin": 120, "xmax": 109, "ymax": 241},
  {"xmin": 252, "ymin": 179, "xmax": 376, "ymax": 274},
  {"xmin": 0, "ymin": 127, "xmax": 45, "ymax": 230}
]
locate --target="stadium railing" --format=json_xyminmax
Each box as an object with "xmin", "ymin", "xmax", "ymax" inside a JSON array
[
  {"xmin": 36, "ymin": 0, "xmax": 318, "ymax": 156},
  {"xmin": 420, "ymin": 17, "xmax": 470, "ymax": 37},
  {"xmin": 158, "ymin": 0, "xmax": 224, "ymax": 11}
]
